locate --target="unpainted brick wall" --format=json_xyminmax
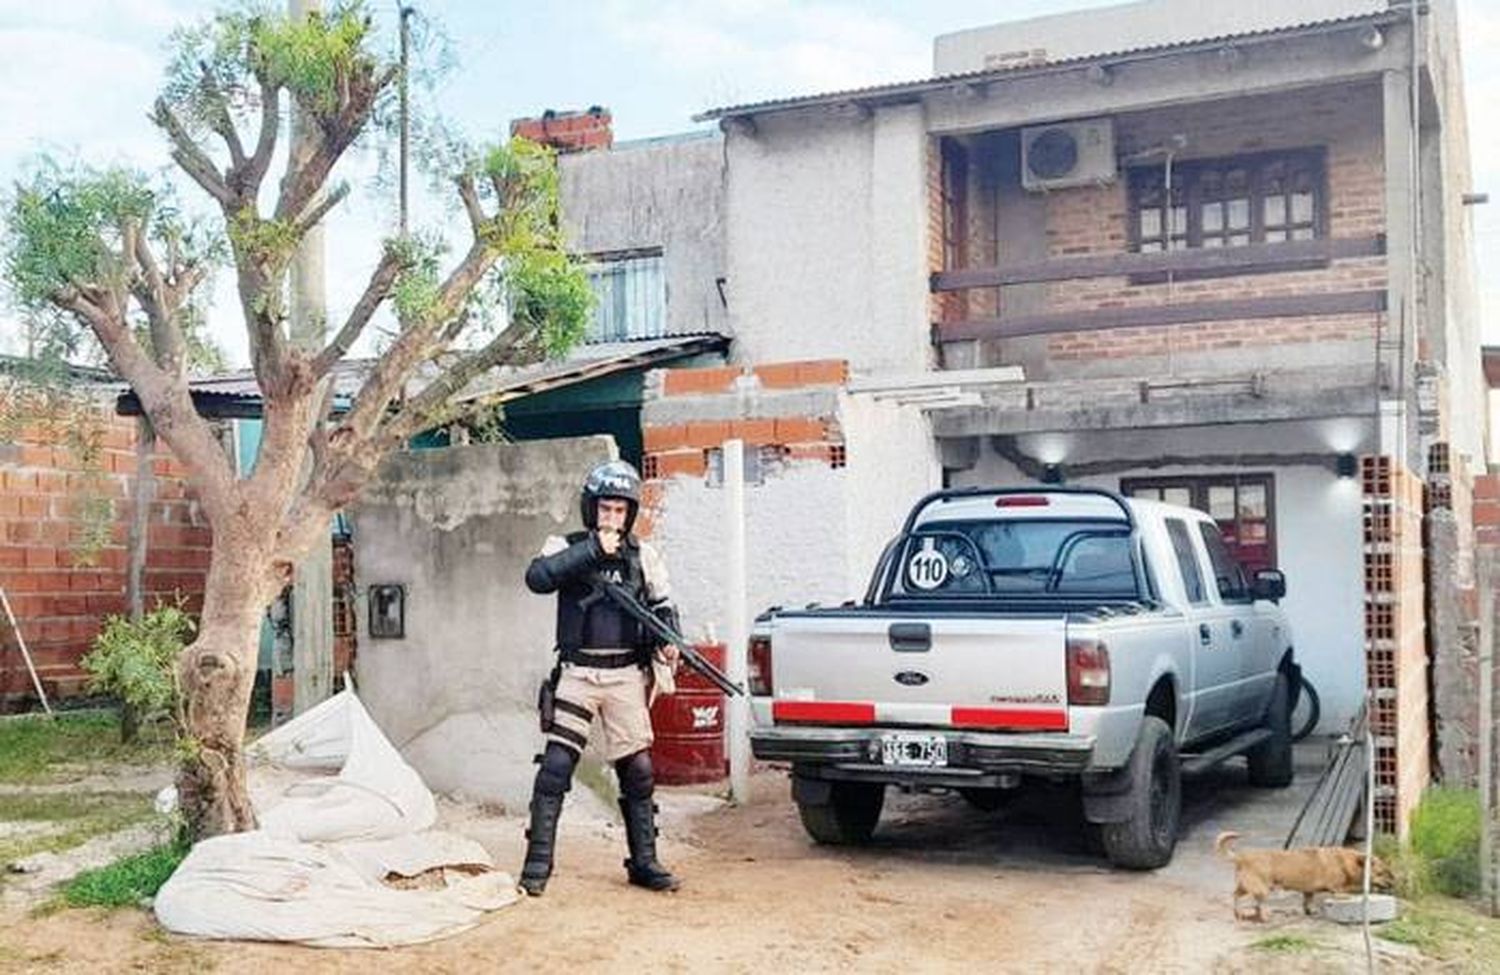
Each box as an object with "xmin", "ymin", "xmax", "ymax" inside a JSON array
[
  {"xmin": 1361, "ymin": 455, "xmax": 1430, "ymax": 837},
  {"xmin": 936, "ymin": 82, "xmax": 1389, "ymax": 365},
  {"xmin": 1, "ymin": 406, "xmax": 209, "ymax": 706},
  {"xmin": 638, "ymin": 359, "xmax": 849, "ymax": 536}
]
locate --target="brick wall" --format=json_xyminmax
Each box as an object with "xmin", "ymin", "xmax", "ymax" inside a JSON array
[
  {"xmin": 1, "ymin": 404, "xmax": 209, "ymax": 706},
  {"xmin": 932, "ymin": 82, "xmax": 1389, "ymax": 367},
  {"xmin": 511, "ymin": 107, "xmax": 613, "ymax": 153},
  {"xmin": 638, "ymin": 359, "xmax": 849, "ymax": 536},
  {"xmin": 1040, "ymin": 83, "xmax": 1387, "ymax": 363},
  {"xmin": 1361, "ymin": 455, "xmax": 1429, "ymax": 837}
]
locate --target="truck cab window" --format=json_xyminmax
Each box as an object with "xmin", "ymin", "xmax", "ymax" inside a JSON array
[
  {"xmin": 1165, "ymin": 519, "xmax": 1207, "ymax": 604},
  {"xmin": 1197, "ymin": 521, "xmax": 1249, "ymax": 602}
]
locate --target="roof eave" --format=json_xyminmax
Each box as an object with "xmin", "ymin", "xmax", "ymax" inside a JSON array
[{"xmin": 694, "ymin": 10, "xmax": 1400, "ymax": 124}]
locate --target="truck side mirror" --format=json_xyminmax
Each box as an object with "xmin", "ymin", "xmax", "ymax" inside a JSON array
[{"xmin": 1250, "ymin": 569, "xmax": 1286, "ymax": 603}]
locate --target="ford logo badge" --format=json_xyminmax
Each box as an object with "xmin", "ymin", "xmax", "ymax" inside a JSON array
[{"xmin": 894, "ymin": 671, "xmax": 929, "ymax": 687}]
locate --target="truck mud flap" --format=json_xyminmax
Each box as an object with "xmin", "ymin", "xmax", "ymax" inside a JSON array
[
  {"xmin": 1080, "ymin": 765, "xmax": 1134, "ymax": 824},
  {"xmin": 792, "ymin": 775, "xmax": 833, "ymax": 807}
]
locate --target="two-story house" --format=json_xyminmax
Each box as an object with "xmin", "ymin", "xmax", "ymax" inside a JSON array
[{"xmin": 532, "ymin": 0, "xmax": 1483, "ymax": 834}]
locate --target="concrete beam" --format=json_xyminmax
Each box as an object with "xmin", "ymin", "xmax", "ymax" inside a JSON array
[{"xmin": 929, "ymin": 368, "xmax": 1380, "ymax": 437}]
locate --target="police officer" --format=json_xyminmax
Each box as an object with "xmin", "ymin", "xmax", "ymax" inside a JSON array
[{"xmin": 518, "ymin": 460, "xmax": 681, "ymax": 896}]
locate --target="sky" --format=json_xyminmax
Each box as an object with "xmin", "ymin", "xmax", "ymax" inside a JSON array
[{"xmin": 0, "ymin": 0, "xmax": 1496, "ymax": 368}]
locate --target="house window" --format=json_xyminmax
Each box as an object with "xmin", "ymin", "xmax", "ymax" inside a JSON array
[
  {"xmin": 1128, "ymin": 149, "xmax": 1326, "ymax": 254},
  {"xmin": 1122, "ymin": 474, "xmax": 1276, "ymax": 574},
  {"xmin": 584, "ymin": 250, "xmax": 665, "ymax": 343}
]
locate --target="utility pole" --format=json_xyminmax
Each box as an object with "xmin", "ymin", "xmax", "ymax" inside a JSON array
[
  {"xmin": 288, "ymin": 0, "xmax": 334, "ymax": 715},
  {"xmin": 399, "ymin": 4, "xmax": 414, "ymax": 237},
  {"xmin": 724, "ymin": 439, "xmax": 750, "ymax": 803}
]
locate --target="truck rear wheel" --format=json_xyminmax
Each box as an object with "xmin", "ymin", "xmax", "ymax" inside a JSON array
[
  {"xmin": 1100, "ymin": 716, "xmax": 1180, "ymax": 870},
  {"xmin": 796, "ymin": 780, "xmax": 884, "ymax": 845},
  {"xmin": 1247, "ymin": 670, "xmax": 1294, "ymax": 787}
]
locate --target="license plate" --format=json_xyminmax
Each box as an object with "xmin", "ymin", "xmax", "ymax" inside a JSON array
[{"xmin": 881, "ymin": 733, "xmax": 948, "ymax": 767}]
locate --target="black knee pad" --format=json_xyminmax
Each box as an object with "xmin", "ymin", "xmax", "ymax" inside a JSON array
[
  {"xmin": 535, "ymin": 742, "xmax": 578, "ymax": 796},
  {"xmin": 614, "ymin": 749, "xmax": 654, "ymax": 799}
]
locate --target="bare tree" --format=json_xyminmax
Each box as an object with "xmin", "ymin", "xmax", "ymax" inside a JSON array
[{"xmin": 2, "ymin": 4, "xmax": 590, "ymax": 838}]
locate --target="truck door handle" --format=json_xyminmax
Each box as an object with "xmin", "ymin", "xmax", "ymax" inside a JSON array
[
  {"xmin": 1199, "ymin": 623, "xmax": 1212, "ymax": 645},
  {"xmin": 1231, "ymin": 620, "xmax": 1245, "ymax": 639},
  {"xmin": 889, "ymin": 622, "xmax": 931, "ymax": 653}
]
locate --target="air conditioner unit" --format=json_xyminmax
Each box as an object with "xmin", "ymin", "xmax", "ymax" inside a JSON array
[{"xmin": 1020, "ymin": 118, "xmax": 1116, "ymax": 191}]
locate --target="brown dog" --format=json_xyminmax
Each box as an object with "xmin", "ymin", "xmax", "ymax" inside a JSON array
[{"xmin": 1215, "ymin": 831, "xmax": 1393, "ymax": 921}]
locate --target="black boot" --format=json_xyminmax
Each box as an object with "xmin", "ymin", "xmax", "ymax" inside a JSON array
[
  {"xmin": 519, "ymin": 789, "xmax": 563, "ymax": 895},
  {"xmin": 619, "ymin": 795, "xmax": 679, "ymax": 891},
  {"xmin": 519, "ymin": 744, "xmax": 577, "ymax": 896}
]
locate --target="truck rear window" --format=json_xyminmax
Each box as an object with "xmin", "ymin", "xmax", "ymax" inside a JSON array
[{"xmin": 889, "ymin": 519, "xmax": 1138, "ymax": 598}]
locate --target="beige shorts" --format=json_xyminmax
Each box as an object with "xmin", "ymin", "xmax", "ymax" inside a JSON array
[{"xmin": 547, "ymin": 664, "xmax": 654, "ymax": 762}]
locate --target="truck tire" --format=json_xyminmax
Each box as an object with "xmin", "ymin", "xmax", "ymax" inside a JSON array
[
  {"xmin": 1247, "ymin": 670, "xmax": 1294, "ymax": 787},
  {"xmin": 1100, "ymin": 716, "xmax": 1180, "ymax": 870},
  {"xmin": 796, "ymin": 781, "xmax": 884, "ymax": 845}
]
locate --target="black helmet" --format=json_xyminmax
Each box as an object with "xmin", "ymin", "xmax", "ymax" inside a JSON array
[{"xmin": 580, "ymin": 460, "xmax": 641, "ymax": 531}]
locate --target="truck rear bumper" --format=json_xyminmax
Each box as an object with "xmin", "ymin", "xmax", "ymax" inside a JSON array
[{"xmin": 750, "ymin": 725, "xmax": 1097, "ymax": 781}]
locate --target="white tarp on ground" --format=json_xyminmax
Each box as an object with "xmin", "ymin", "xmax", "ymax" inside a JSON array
[{"xmin": 153, "ymin": 689, "xmax": 517, "ymax": 948}]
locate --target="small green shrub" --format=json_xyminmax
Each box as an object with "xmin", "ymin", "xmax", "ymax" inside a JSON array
[
  {"xmin": 81, "ymin": 602, "xmax": 195, "ymax": 740},
  {"xmin": 61, "ymin": 840, "xmax": 190, "ymax": 909},
  {"xmin": 1409, "ymin": 787, "xmax": 1481, "ymax": 898}
]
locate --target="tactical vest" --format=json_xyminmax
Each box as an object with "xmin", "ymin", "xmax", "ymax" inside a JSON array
[{"xmin": 554, "ymin": 530, "xmax": 646, "ymax": 654}]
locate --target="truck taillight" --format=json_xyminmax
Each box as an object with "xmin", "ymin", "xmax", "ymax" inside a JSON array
[
  {"xmin": 1066, "ymin": 637, "xmax": 1111, "ymax": 706},
  {"xmin": 748, "ymin": 635, "xmax": 773, "ymax": 696}
]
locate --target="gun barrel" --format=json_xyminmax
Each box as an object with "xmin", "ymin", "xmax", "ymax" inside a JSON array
[{"xmin": 594, "ymin": 577, "xmax": 744, "ymax": 696}]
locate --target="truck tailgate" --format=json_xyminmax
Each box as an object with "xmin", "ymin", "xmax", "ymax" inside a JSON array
[{"xmin": 770, "ymin": 613, "xmax": 1070, "ymax": 731}]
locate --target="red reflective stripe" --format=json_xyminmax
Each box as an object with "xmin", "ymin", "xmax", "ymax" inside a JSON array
[
  {"xmin": 951, "ymin": 707, "xmax": 1068, "ymax": 730},
  {"xmin": 772, "ymin": 701, "xmax": 876, "ymax": 724}
]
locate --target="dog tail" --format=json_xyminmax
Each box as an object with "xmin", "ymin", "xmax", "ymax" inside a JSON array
[{"xmin": 1214, "ymin": 831, "xmax": 1241, "ymax": 860}]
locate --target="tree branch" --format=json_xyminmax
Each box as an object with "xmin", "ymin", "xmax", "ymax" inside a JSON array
[
  {"xmin": 54, "ymin": 288, "xmax": 234, "ymax": 521},
  {"xmin": 291, "ymin": 182, "xmax": 349, "ymax": 239},
  {"xmin": 311, "ymin": 247, "xmax": 402, "ymax": 378},
  {"xmin": 236, "ymin": 76, "xmax": 280, "ymax": 197},
  {"xmin": 385, "ymin": 318, "xmax": 544, "ymax": 441},
  {"xmin": 199, "ymin": 61, "xmax": 247, "ymax": 171},
  {"xmin": 152, "ymin": 98, "xmax": 236, "ymax": 209},
  {"xmin": 456, "ymin": 173, "xmax": 487, "ymax": 236},
  {"xmin": 130, "ymin": 232, "xmax": 187, "ymax": 376}
]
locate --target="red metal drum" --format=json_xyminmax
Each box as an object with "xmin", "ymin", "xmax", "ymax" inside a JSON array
[{"xmin": 650, "ymin": 643, "xmax": 728, "ymax": 785}]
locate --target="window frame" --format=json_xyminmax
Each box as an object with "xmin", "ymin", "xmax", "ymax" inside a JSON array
[
  {"xmin": 1121, "ymin": 473, "xmax": 1277, "ymax": 574},
  {"xmin": 1125, "ymin": 147, "xmax": 1330, "ymax": 278},
  {"xmin": 1164, "ymin": 517, "xmax": 1209, "ymax": 606}
]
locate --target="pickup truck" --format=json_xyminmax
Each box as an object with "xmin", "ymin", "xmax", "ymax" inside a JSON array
[{"xmin": 748, "ymin": 486, "xmax": 1298, "ymax": 869}]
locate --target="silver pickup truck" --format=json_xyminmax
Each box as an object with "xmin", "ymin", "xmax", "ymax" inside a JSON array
[{"xmin": 748, "ymin": 486, "xmax": 1298, "ymax": 869}]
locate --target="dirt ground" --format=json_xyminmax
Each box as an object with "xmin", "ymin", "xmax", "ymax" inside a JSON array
[{"xmin": 0, "ymin": 745, "xmax": 1436, "ymax": 974}]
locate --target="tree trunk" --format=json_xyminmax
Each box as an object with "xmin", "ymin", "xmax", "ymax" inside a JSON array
[
  {"xmin": 121, "ymin": 415, "xmax": 155, "ymax": 745},
  {"xmin": 176, "ymin": 542, "xmax": 271, "ymax": 839}
]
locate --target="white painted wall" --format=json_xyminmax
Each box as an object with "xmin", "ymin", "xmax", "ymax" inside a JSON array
[
  {"xmin": 723, "ymin": 106, "xmax": 931, "ymax": 375},
  {"xmin": 839, "ymin": 393, "xmax": 943, "ymax": 588},
  {"xmin": 933, "ymin": 0, "xmax": 1387, "ymax": 75},
  {"xmin": 956, "ymin": 438, "xmax": 1369, "ymax": 733},
  {"xmin": 652, "ymin": 463, "xmax": 851, "ymax": 638}
]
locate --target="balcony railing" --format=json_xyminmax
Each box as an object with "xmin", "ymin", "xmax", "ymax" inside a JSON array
[{"xmin": 929, "ymin": 235, "xmax": 1386, "ymax": 342}]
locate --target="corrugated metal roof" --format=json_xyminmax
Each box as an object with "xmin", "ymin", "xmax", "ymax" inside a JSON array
[
  {"xmin": 113, "ymin": 334, "xmax": 730, "ymax": 419},
  {"xmin": 694, "ymin": 8, "xmax": 1397, "ymax": 122}
]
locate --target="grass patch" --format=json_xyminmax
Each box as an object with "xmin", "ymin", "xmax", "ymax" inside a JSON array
[
  {"xmin": 0, "ymin": 791, "xmax": 156, "ymax": 867},
  {"xmin": 1249, "ymin": 934, "xmax": 1321, "ymax": 953},
  {"xmin": 1408, "ymin": 787, "xmax": 1481, "ymax": 898},
  {"xmin": 1378, "ymin": 896, "xmax": 1500, "ymax": 971},
  {"xmin": 0, "ymin": 711, "xmax": 172, "ymax": 785},
  {"xmin": 61, "ymin": 839, "xmax": 189, "ymax": 908}
]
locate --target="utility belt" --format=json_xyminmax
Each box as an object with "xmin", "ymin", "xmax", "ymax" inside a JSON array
[{"xmin": 558, "ymin": 646, "xmax": 647, "ymax": 669}]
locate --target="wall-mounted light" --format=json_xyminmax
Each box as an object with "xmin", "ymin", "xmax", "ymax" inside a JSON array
[
  {"xmin": 1336, "ymin": 453, "xmax": 1358, "ymax": 479},
  {"xmin": 1358, "ymin": 25, "xmax": 1385, "ymax": 52},
  {"xmin": 1041, "ymin": 463, "xmax": 1065, "ymax": 484}
]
